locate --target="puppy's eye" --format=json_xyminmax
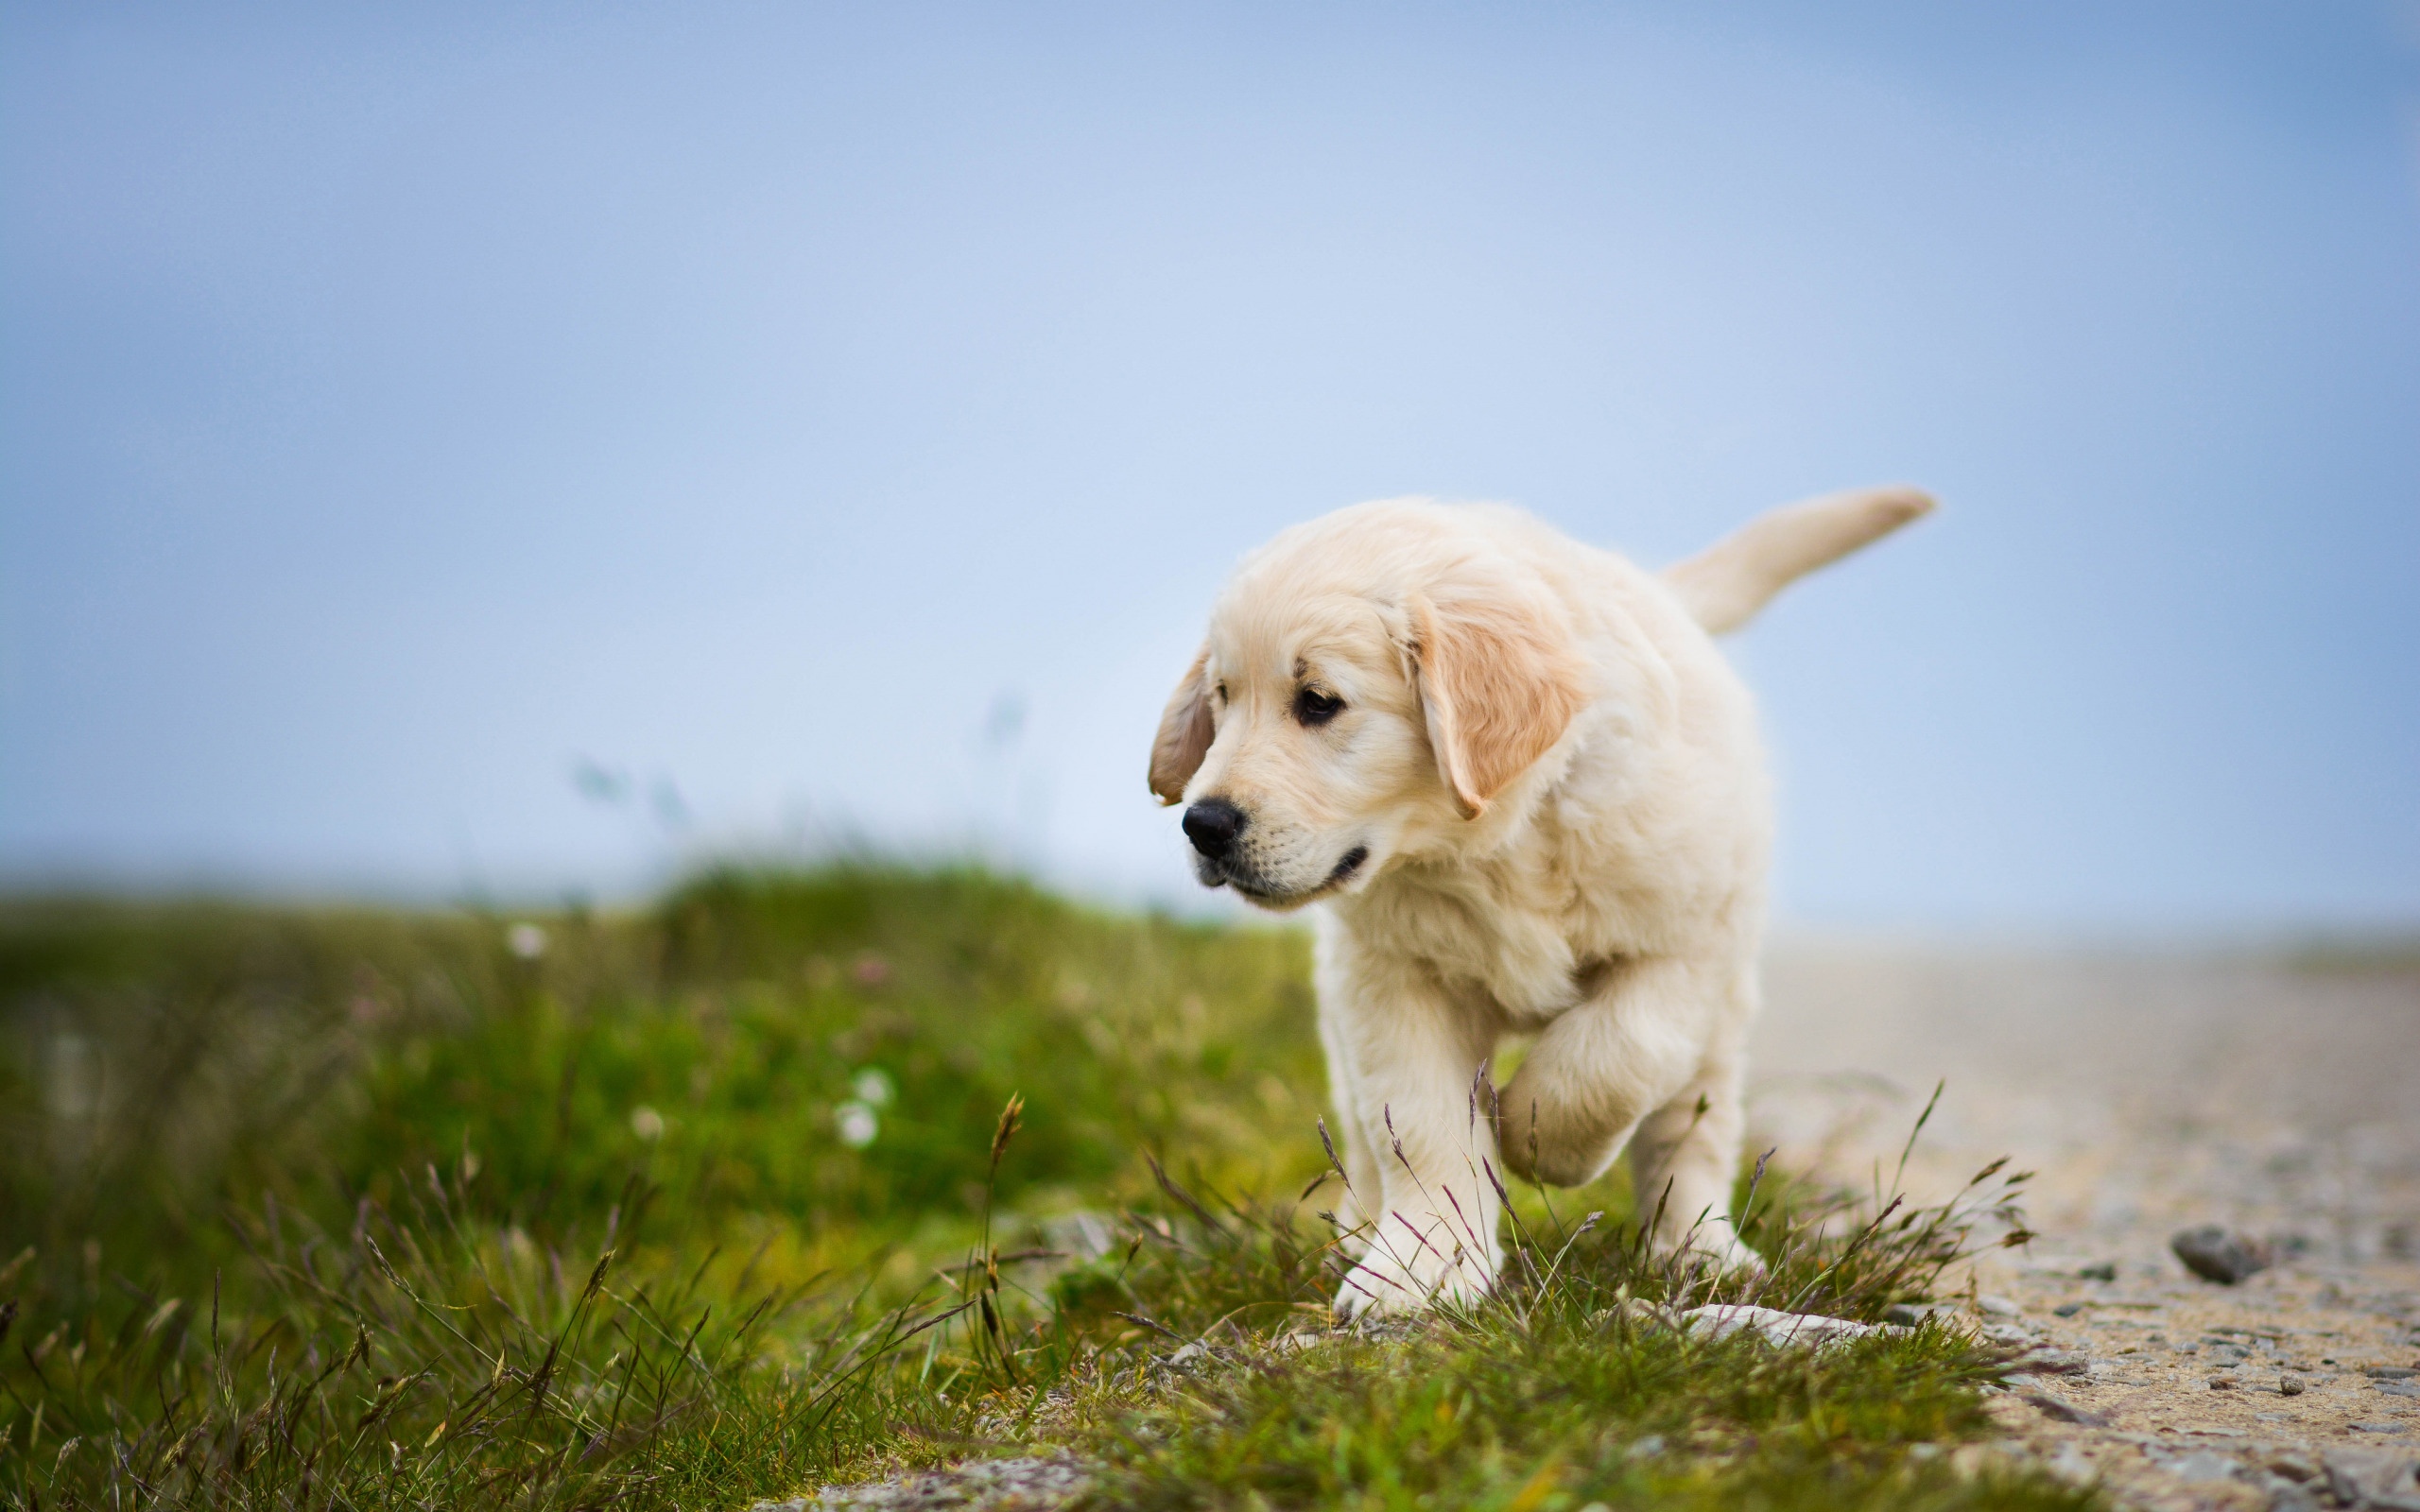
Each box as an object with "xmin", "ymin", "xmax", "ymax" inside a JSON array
[
  {"xmin": 1294, "ymin": 688, "xmax": 1344, "ymax": 726},
  {"xmin": 1214, "ymin": 682, "xmax": 1228, "ymax": 703}
]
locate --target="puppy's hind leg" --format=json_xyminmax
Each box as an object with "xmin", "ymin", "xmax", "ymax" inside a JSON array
[
  {"xmin": 1628, "ymin": 1016, "xmax": 1761, "ymax": 1274},
  {"xmin": 1496, "ymin": 954, "xmax": 1763, "ymax": 1275}
]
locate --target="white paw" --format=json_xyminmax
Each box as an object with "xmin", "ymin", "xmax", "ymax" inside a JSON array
[
  {"xmin": 1662, "ymin": 1219, "xmax": 1766, "ymax": 1277},
  {"xmin": 1331, "ymin": 1218, "xmax": 1496, "ymax": 1318}
]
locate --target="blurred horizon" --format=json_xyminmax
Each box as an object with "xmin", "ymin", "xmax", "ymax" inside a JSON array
[{"xmin": 5, "ymin": 2, "xmax": 2416, "ymax": 934}]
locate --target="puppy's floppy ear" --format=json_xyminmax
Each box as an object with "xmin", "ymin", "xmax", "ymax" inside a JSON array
[
  {"xmin": 1409, "ymin": 589, "xmax": 1588, "ymax": 818},
  {"xmin": 1148, "ymin": 644, "xmax": 1216, "ymax": 805}
]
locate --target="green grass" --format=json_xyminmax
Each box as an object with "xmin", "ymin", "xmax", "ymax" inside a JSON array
[
  {"xmin": 0, "ymin": 864, "xmax": 2096, "ymax": 1510},
  {"xmin": 1056, "ymin": 1174, "xmax": 2077, "ymax": 1512}
]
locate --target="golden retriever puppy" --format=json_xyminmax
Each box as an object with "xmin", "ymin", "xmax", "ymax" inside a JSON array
[{"xmin": 1148, "ymin": 488, "xmax": 1931, "ymax": 1316}]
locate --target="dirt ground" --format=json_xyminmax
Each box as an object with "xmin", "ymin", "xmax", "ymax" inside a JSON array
[{"xmin": 1753, "ymin": 941, "xmax": 2420, "ymax": 1510}]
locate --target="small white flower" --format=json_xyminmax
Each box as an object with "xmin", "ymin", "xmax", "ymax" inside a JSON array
[
  {"xmin": 630, "ymin": 1105, "xmax": 666, "ymax": 1142},
  {"xmin": 851, "ymin": 1068, "xmax": 895, "ymax": 1108},
  {"xmin": 835, "ymin": 1100, "xmax": 878, "ymax": 1148},
  {"xmin": 507, "ymin": 923, "xmax": 549, "ymax": 960}
]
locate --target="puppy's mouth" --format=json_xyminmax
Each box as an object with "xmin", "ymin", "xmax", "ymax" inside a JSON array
[{"xmin": 1196, "ymin": 845, "xmax": 1372, "ymax": 908}]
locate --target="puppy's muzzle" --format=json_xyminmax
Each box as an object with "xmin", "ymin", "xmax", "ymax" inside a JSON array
[{"xmin": 1182, "ymin": 798, "xmax": 1248, "ymax": 860}]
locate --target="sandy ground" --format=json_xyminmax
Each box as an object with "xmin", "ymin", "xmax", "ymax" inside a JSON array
[{"xmin": 1753, "ymin": 941, "xmax": 2420, "ymax": 1510}]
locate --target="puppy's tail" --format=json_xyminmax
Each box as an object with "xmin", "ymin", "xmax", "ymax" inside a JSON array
[{"xmin": 1662, "ymin": 486, "xmax": 1935, "ymax": 635}]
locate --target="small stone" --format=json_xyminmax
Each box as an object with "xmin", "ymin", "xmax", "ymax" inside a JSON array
[
  {"xmin": 2377, "ymin": 1380, "xmax": 2420, "ymax": 1399},
  {"xmin": 1885, "ymin": 1301, "xmax": 1961, "ymax": 1327},
  {"xmin": 2268, "ymin": 1451, "xmax": 2319, "ymax": 1482},
  {"xmin": 1679, "ymin": 1303, "xmax": 1884, "ymax": 1350},
  {"xmin": 2019, "ymin": 1388, "xmax": 2109, "ymax": 1426},
  {"xmin": 2076, "ymin": 1262, "xmax": 2118, "ymax": 1281},
  {"xmin": 1978, "ymin": 1295, "xmax": 2025, "ymax": 1318},
  {"xmin": 2368, "ymin": 1366, "xmax": 2420, "ymax": 1380},
  {"xmin": 2053, "ymin": 1301, "xmax": 2087, "ymax": 1317},
  {"xmin": 2325, "ymin": 1447, "xmax": 2420, "ymax": 1508},
  {"xmin": 2162, "ymin": 1450, "xmax": 2241, "ymax": 1483},
  {"xmin": 2209, "ymin": 1375, "xmax": 2238, "ymax": 1390},
  {"xmin": 2046, "ymin": 1442, "xmax": 2096, "ymax": 1484},
  {"xmin": 2279, "ymin": 1373, "xmax": 2307, "ymax": 1396},
  {"xmin": 2171, "ymin": 1226, "xmax": 2272, "ymax": 1285},
  {"xmin": 2259, "ymin": 1476, "xmax": 2322, "ymax": 1512}
]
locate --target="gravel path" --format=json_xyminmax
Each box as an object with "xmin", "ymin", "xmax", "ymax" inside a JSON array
[{"xmin": 1754, "ymin": 942, "xmax": 2420, "ymax": 1510}]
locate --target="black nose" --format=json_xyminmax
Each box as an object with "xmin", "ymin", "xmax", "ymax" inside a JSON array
[{"xmin": 1183, "ymin": 798, "xmax": 1248, "ymax": 859}]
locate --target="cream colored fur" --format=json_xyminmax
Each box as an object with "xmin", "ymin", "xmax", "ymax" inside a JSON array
[{"xmin": 1149, "ymin": 486, "xmax": 1932, "ymax": 1316}]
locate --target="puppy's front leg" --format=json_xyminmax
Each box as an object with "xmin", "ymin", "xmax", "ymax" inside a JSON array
[
  {"xmin": 1320, "ymin": 938, "xmax": 1502, "ymax": 1318},
  {"xmin": 1314, "ymin": 985, "xmax": 1385, "ymax": 1255},
  {"xmin": 1496, "ymin": 954, "xmax": 1761, "ymax": 1271}
]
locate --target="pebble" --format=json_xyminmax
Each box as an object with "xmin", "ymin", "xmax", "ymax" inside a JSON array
[
  {"xmin": 2045, "ymin": 1442, "xmax": 2096, "ymax": 1483},
  {"xmin": 2262, "ymin": 1477, "xmax": 2323, "ymax": 1512},
  {"xmin": 756, "ymin": 1455, "xmax": 1095, "ymax": 1511},
  {"xmin": 2171, "ymin": 1226, "xmax": 2273, "ymax": 1285},
  {"xmin": 1679, "ymin": 1303, "xmax": 1889, "ymax": 1350},
  {"xmin": 2076, "ymin": 1263, "xmax": 2118, "ymax": 1282},
  {"xmin": 1978, "ymin": 1295, "xmax": 2025, "ymax": 1318},
  {"xmin": 2324, "ymin": 1447, "xmax": 2420, "ymax": 1509},
  {"xmin": 2019, "ymin": 1388, "xmax": 2109, "ymax": 1427},
  {"xmin": 2269, "ymin": 1451, "xmax": 2320, "ymax": 1482},
  {"xmin": 2155, "ymin": 1449, "xmax": 2240, "ymax": 1484}
]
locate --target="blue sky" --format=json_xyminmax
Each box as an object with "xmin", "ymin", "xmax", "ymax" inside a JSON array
[{"xmin": 3, "ymin": 2, "xmax": 2415, "ymax": 930}]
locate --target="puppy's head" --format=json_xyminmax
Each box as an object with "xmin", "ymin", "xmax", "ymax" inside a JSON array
[{"xmin": 1149, "ymin": 502, "xmax": 1591, "ymax": 909}]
